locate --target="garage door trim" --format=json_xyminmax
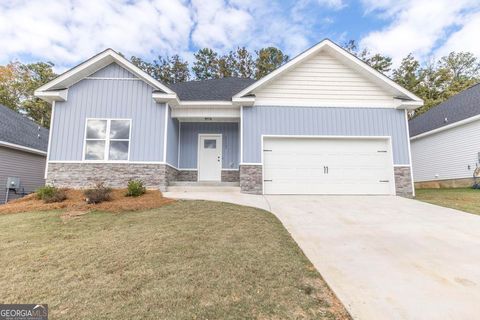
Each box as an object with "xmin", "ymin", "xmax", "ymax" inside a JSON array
[{"xmin": 261, "ymin": 135, "xmax": 396, "ymax": 195}]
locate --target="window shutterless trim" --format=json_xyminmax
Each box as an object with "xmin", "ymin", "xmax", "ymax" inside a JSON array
[{"xmin": 82, "ymin": 118, "xmax": 132, "ymax": 162}]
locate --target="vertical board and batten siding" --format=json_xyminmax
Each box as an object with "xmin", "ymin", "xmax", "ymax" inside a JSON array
[
  {"xmin": 166, "ymin": 107, "xmax": 179, "ymax": 167},
  {"xmin": 89, "ymin": 63, "xmax": 137, "ymax": 78},
  {"xmin": 49, "ymin": 63, "xmax": 166, "ymax": 161},
  {"xmin": 0, "ymin": 147, "xmax": 46, "ymax": 204},
  {"xmin": 411, "ymin": 120, "xmax": 480, "ymax": 182},
  {"xmin": 253, "ymin": 50, "xmax": 395, "ymax": 107},
  {"xmin": 242, "ymin": 106, "xmax": 410, "ymax": 165},
  {"xmin": 179, "ymin": 122, "xmax": 239, "ymax": 169}
]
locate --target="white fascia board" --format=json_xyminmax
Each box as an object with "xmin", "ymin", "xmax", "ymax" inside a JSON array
[
  {"xmin": 233, "ymin": 39, "xmax": 423, "ymax": 105},
  {"xmin": 152, "ymin": 93, "xmax": 180, "ymax": 105},
  {"xmin": 232, "ymin": 97, "xmax": 255, "ymax": 106},
  {"xmin": 0, "ymin": 140, "xmax": 47, "ymax": 156},
  {"xmin": 34, "ymin": 89, "xmax": 68, "ymax": 103},
  {"xmin": 410, "ymin": 114, "xmax": 480, "ymax": 141},
  {"xmin": 394, "ymin": 99, "xmax": 423, "ymax": 110},
  {"xmin": 36, "ymin": 49, "xmax": 174, "ymax": 94},
  {"xmin": 178, "ymin": 101, "xmax": 233, "ymax": 106}
]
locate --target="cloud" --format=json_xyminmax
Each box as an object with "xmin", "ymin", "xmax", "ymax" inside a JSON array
[
  {"xmin": 436, "ymin": 11, "xmax": 480, "ymax": 58},
  {"xmin": 0, "ymin": 0, "xmax": 193, "ymax": 69},
  {"xmin": 359, "ymin": 0, "xmax": 480, "ymax": 65},
  {"xmin": 317, "ymin": 0, "xmax": 346, "ymax": 10}
]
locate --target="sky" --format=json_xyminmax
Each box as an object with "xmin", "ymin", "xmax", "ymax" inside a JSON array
[{"xmin": 0, "ymin": 0, "xmax": 479, "ymax": 72}]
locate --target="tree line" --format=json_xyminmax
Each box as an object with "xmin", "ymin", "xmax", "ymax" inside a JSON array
[{"xmin": 1, "ymin": 41, "xmax": 479, "ymax": 128}]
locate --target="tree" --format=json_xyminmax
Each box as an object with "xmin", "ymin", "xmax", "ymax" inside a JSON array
[
  {"xmin": 393, "ymin": 53, "xmax": 421, "ymax": 93},
  {"xmin": 343, "ymin": 40, "xmax": 392, "ymax": 73},
  {"xmin": 167, "ymin": 55, "xmax": 189, "ymax": 83},
  {"xmin": 255, "ymin": 47, "xmax": 288, "ymax": 79},
  {"xmin": 0, "ymin": 61, "xmax": 56, "ymax": 127},
  {"xmin": 192, "ymin": 48, "xmax": 219, "ymax": 80},
  {"xmin": 130, "ymin": 55, "xmax": 190, "ymax": 84},
  {"xmin": 230, "ymin": 47, "xmax": 255, "ymax": 78}
]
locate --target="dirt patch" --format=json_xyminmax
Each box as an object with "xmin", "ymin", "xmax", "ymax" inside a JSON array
[{"xmin": 0, "ymin": 189, "xmax": 174, "ymax": 215}]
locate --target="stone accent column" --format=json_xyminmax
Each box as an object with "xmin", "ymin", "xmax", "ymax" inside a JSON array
[
  {"xmin": 239, "ymin": 165, "xmax": 263, "ymax": 194},
  {"xmin": 221, "ymin": 170, "xmax": 240, "ymax": 182},
  {"xmin": 394, "ymin": 166, "xmax": 413, "ymax": 198}
]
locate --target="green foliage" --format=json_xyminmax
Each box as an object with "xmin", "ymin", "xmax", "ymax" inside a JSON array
[
  {"xmin": 192, "ymin": 48, "xmax": 219, "ymax": 80},
  {"xmin": 255, "ymin": 47, "xmax": 289, "ymax": 79},
  {"xmin": 131, "ymin": 55, "xmax": 190, "ymax": 84},
  {"xmin": 84, "ymin": 182, "xmax": 112, "ymax": 204},
  {"xmin": 126, "ymin": 180, "xmax": 146, "ymax": 197},
  {"xmin": 343, "ymin": 40, "xmax": 392, "ymax": 73},
  {"xmin": 36, "ymin": 186, "xmax": 67, "ymax": 203},
  {"xmin": 0, "ymin": 61, "xmax": 56, "ymax": 128}
]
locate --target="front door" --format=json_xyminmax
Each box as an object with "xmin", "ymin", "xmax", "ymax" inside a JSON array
[{"xmin": 198, "ymin": 134, "xmax": 222, "ymax": 181}]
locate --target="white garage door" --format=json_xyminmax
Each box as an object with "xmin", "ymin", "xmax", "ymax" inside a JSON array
[{"xmin": 263, "ymin": 137, "xmax": 395, "ymax": 195}]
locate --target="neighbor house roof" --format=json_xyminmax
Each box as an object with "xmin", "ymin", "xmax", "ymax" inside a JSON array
[
  {"xmin": 409, "ymin": 83, "xmax": 480, "ymax": 138},
  {"xmin": 0, "ymin": 104, "xmax": 49, "ymax": 155},
  {"xmin": 168, "ymin": 77, "xmax": 256, "ymax": 101}
]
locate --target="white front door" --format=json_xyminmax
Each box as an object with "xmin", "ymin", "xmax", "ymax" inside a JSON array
[{"xmin": 198, "ymin": 134, "xmax": 222, "ymax": 181}]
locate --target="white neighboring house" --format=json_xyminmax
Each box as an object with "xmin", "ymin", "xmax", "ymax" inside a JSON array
[{"xmin": 409, "ymin": 83, "xmax": 480, "ymax": 187}]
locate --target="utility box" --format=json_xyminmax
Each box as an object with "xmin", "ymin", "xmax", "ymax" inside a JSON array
[{"xmin": 6, "ymin": 177, "xmax": 21, "ymax": 190}]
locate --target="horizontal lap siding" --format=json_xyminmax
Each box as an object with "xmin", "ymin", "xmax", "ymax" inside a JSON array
[
  {"xmin": 242, "ymin": 106, "xmax": 409, "ymax": 165},
  {"xmin": 0, "ymin": 147, "xmax": 46, "ymax": 204},
  {"xmin": 253, "ymin": 51, "xmax": 395, "ymax": 106},
  {"xmin": 179, "ymin": 122, "xmax": 239, "ymax": 169},
  {"xmin": 50, "ymin": 69, "xmax": 166, "ymax": 161},
  {"xmin": 411, "ymin": 120, "xmax": 480, "ymax": 182}
]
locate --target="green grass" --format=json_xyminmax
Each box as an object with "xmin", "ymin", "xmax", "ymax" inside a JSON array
[
  {"xmin": 0, "ymin": 200, "xmax": 349, "ymax": 320},
  {"xmin": 415, "ymin": 188, "xmax": 480, "ymax": 215}
]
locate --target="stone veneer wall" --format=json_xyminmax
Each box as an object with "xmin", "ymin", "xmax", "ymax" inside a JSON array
[
  {"xmin": 176, "ymin": 170, "xmax": 239, "ymax": 182},
  {"xmin": 47, "ymin": 163, "xmax": 177, "ymax": 191},
  {"xmin": 415, "ymin": 177, "xmax": 474, "ymax": 189},
  {"xmin": 394, "ymin": 166, "xmax": 414, "ymax": 198},
  {"xmin": 239, "ymin": 165, "xmax": 263, "ymax": 194},
  {"xmin": 221, "ymin": 170, "xmax": 239, "ymax": 182}
]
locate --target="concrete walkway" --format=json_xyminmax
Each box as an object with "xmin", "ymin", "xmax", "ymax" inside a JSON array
[{"xmin": 164, "ymin": 190, "xmax": 480, "ymax": 320}]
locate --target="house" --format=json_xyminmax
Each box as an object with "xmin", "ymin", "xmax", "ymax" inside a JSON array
[
  {"xmin": 34, "ymin": 39, "xmax": 422, "ymax": 197},
  {"xmin": 409, "ymin": 83, "xmax": 480, "ymax": 188},
  {"xmin": 0, "ymin": 104, "xmax": 49, "ymax": 203}
]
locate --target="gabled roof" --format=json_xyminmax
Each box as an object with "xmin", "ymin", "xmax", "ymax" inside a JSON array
[
  {"xmin": 35, "ymin": 49, "xmax": 175, "ymax": 95},
  {"xmin": 409, "ymin": 83, "xmax": 480, "ymax": 138},
  {"xmin": 0, "ymin": 104, "xmax": 49, "ymax": 154},
  {"xmin": 168, "ymin": 77, "xmax": 255, "ymax": 101},
  {"xmin": 233, "ymin": 39, "xmax": 423, "ymax": 109}
]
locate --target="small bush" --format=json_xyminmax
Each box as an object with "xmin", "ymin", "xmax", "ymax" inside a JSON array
[
  {"xmin": 126, "ymin": 180, "xmax": 146, "ymax": 197},
  {"xmin": 36, "ymin": 186, "xmax": 67, "ymax": 203},
  {"xmin": 84, "ymin": 182, "xmax": 112, "ymax": 204}
]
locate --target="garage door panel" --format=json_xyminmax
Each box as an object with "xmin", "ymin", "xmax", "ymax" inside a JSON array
[{"xmin": 263, "ymin": 137, "xmax": 394, "ymax": 195}]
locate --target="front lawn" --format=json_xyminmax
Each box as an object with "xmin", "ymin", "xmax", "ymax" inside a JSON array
[
  {"xmin": 415, "ymin": 188, "xmax": 480, "ymax": 215},
  {"xmin": 0, "ymin": 200, "xmax": 349, "ymax": 319}
]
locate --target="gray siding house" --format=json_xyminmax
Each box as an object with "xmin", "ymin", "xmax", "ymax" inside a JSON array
[
  {"xmin": 0, "ymin": 105, "xmax": 49, "ymax": 203},
  {"xmin": 35, "ymin": 40, "xmax": 423, "ymax": 197}
]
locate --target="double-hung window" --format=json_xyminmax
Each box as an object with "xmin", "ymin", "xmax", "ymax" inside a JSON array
[{"xmin": 84, "ymin": 119, "xmax": 131, "ymax": 161}]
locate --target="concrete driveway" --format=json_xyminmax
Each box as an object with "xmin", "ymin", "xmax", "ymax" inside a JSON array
[{"xmin": 164, "ymin": 191, "xmax": 480, "ymax": 320}]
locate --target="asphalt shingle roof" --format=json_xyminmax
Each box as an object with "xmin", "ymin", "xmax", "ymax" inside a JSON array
[
  {"xmin": 168, "ymin": 77, "xmax": 256, "ymax": 101},
  {"xmin": 0, "ymin": 104, "xmax": 49, "ymax": 152},
  {"xmin": 409, "ymin": 83, "xmax": 480, "ymax": 137}
]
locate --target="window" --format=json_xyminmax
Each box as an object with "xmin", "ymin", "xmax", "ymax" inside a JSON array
[
  {"xmin": 84, "ymin": 119, "xmax": 131, "ymax": 161},
  {"xmin": 204, "ymin": 139, "xmax": 216, "ymax": 149}
]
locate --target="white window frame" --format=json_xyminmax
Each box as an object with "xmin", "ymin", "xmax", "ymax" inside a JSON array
[{"xmin": 82, "ymin": 118, "xmax": 132, "ymax": 162}]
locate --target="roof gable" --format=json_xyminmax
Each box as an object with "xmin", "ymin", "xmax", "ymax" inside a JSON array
[
  {"xmin": 36, "ymin": 49, "xmax": 174, "ymax": 94},
  {"xmin": 234, "ymin": 39, "xmax": 423, "ymax": 109}
]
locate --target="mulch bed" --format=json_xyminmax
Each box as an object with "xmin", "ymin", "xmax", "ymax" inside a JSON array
[{"xmin": 0, "ymin": 189, "xmax": 174, "ymax": 215}]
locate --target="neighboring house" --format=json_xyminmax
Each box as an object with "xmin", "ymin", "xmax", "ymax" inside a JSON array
[
  {"xmin": 0, "ymin": 105, "xmax": 49, "ymax": 204},
  {"xmin": 409, "ymin": 83, "xmax": 480, "ymax": 188},
  {"xmin": 35, "ymin": 39, "xmax": 422, "ymax": 197}
]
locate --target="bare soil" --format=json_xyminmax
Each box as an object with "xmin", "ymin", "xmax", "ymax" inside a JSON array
[{"xmin": 0, "ymin": 189, "xmax": 174, "ymax": 214}]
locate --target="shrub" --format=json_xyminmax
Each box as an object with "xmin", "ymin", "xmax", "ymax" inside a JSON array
[
  {"xmin": 84, "ymin": 182, "xmax": 112, "ymax": 204},
  {"xmin": 36, "ymin": 186, "xmax": 67, "ymax": 203},
  {"xmin": 126, "ymin": 180, "xmax": 146, "ymax": 197}
]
